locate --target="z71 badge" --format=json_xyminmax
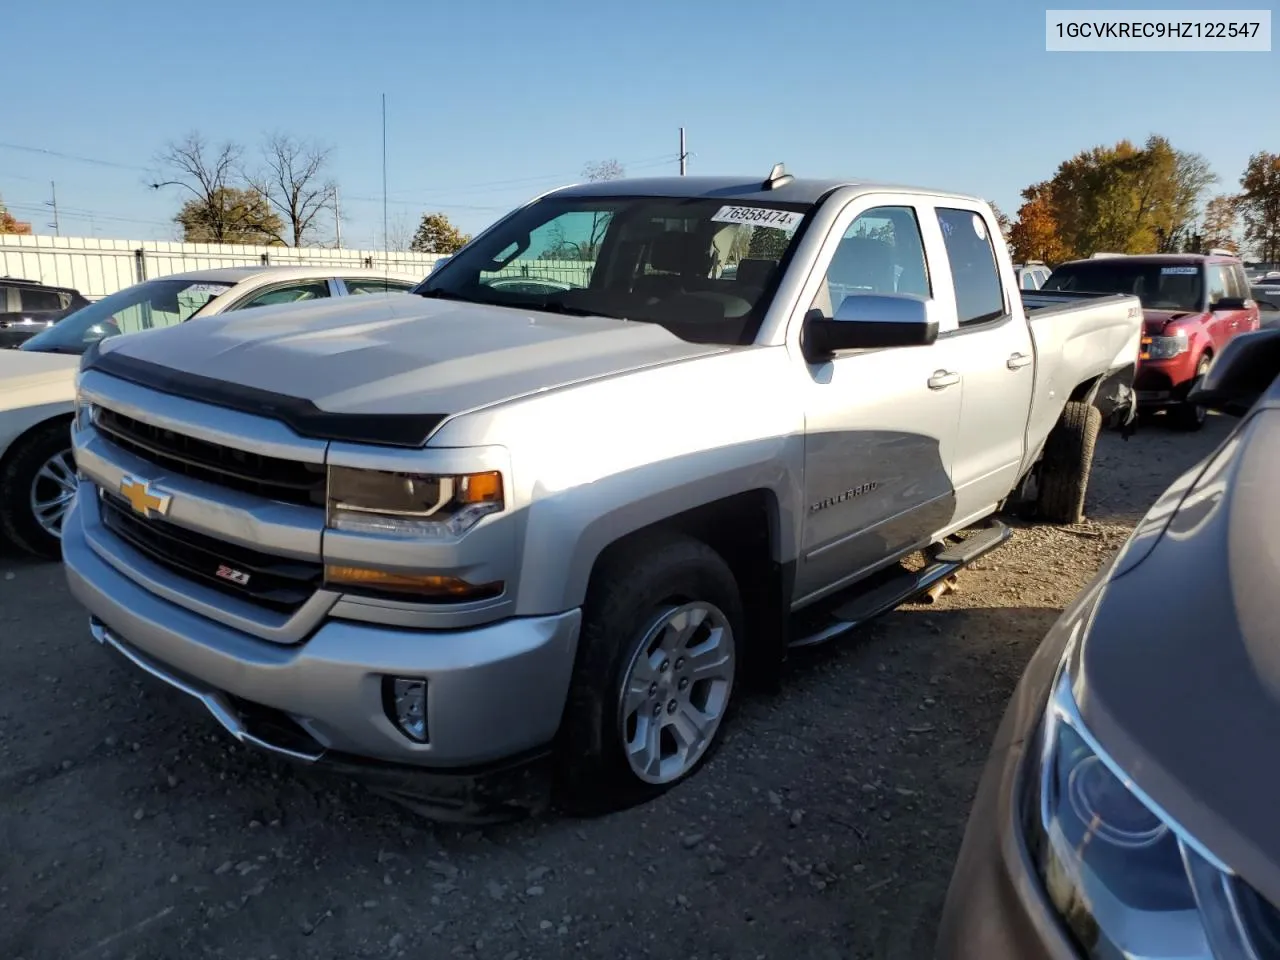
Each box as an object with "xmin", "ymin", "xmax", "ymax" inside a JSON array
[
  {"xmin": 215, "ymin": 564, "xmax": 251, "ymax": 586},
  {"xmin": 810, "ymin": 481, "xmax": 879, "ymax": 513}
]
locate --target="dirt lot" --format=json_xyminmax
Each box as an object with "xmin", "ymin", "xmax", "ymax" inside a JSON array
[{"xmin": 0, "ymin": 415, "xmax": 1232, "ymax": 960}]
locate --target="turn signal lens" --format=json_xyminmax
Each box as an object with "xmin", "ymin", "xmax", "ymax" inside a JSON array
[{"xmin": 325, "ymin": 565, "xmax": 503, "ymax": 601}]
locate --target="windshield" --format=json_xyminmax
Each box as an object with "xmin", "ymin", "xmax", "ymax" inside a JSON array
[
  {"xmin": 1042, "ymin": 262, "xmax": 1205, "ymax": 313},
  {"xmin": 20, "ymin": 277, "xmax": 233, "ymax": 355},
  {"xmin": 414, "ymin": 195, "xmax": 812, "ymax": 345}
]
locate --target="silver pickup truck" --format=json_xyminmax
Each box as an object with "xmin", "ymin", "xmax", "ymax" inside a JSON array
[{"xmin": 62, "ymin": 168, "xmax": 1143, "ymax": 820}]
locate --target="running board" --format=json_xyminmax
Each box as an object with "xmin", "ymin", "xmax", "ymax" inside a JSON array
[{"xmin": 788, "ymin": 520, "xmax": 1012, "ymax": 649}]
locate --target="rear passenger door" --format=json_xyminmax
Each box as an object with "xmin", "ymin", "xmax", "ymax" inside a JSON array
[{"xmin": 929, "ymin": 204, "xmax": 1036, "ymax": 524}]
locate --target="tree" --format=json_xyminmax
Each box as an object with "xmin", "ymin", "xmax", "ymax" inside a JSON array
[
  {"xmin": 0, "ymin": 195, "xmax": 32, "ymax": 235},
  {"xmin": 1008, "ymin": 181, "xmax": 1070, "ymax": 264},
  {"xmin": 410, "ymin": 212, "xmax": 471, "ymax": 254},
  {"xmin": 175, "ymin": 187, "xmax": 284, "ymax": 244},
  {"xmin": 1019, "ymin": 135, "xmax": 1217, "ymax": 260},
  {"xmin": 384, "ymin": 211, "xmax": 416, "ymax": 252},
  {"xmin": 988, "ymin": 202, "xmax": 1013, "ymax": 243},
  {"xmin": 1201, "ymin": 194, "xmax": 1240, "ymax": 252},
  {"xmin": 1238, "ymin": 152, "xmax": 1280, "ymax": 262},
  {"xmin": 152, "ymin": 132, "xmax": 245, "ymax": 243},
  {"xmin": 248, "ymin": 133, "xmax": 337, "ymax": 247},
  {"xmin": 582, "ymin": 159, "xmax": 624, "ymax": 182}
]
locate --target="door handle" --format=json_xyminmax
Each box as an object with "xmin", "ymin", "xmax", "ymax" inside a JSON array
[
  {"xmin": 1007, "ymin": 352, "xmax": 1033, "ymax": 370},
  {"xmin": 927, "ymin": 370, "xmax": 960, "ymax": 390}
]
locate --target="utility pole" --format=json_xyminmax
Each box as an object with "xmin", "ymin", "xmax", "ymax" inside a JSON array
[
  {"xmin": 679, "ymin": 128, "xmax": 688, "ymax": 176},
  {"xmin": 334, "ymin": 187, "xmax": 342, "ymax": 248},
  {"xmin": 381, "ymin": 93, "xmax": 389, "ymax": 257},
  {"xmin": 46, "ymin": 181, "xmax": 60, "ymax": 235}
]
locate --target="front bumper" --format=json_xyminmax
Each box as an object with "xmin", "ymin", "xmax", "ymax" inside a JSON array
[
  {"xmin": 62, "ymin": 497, "xmax": 582, "ymax": 815},
  {"xmin": 1134, "ymin": 353, "xmax": 1198, "ymax": 408}
]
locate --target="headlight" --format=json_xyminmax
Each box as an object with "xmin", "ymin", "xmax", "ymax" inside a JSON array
[
  {"xmin": 1026, "ymin": 669, "xmax": 1280, "ymax": 958},
  {"xmin": 1144, "ymin": 333, "xmax": 1189, "ymax": 360},
  {"xmin": 325, "ymin": 466, "xmax": 504, "ymax": 540}
]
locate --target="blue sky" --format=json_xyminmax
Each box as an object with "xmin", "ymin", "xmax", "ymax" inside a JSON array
[{"xmin": 2, "ymin": 0, "xmax": 1275, "ymax": 248}]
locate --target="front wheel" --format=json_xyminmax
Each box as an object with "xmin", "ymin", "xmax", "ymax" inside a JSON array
[
  {"xmin": 558, "ymin": 532, "xmax": 742, "ymax": 814},
  {"xmin": 0, "ymin": 420, "xmax": 77, "ymax": 560},
  {"xmin": 1170, "ymin": 356, "xmax": 1212, "ymax": 432}
]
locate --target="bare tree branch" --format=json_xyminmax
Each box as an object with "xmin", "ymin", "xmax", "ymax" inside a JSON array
[
  {"xmin": 248, "ymin": 133, "xmax": 338, "ymax": 247},
  {"xmin": 151, "ymin": 132, "xmax": 243, "ymax": 242}
]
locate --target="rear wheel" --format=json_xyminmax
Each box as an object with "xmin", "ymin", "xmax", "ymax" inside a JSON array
[
  {"xmin": 558, "ymin": 532, "xmax": 742, "ymax": 815},
  {"xmin": 1170, "ymin": 356, "xmax": 1212, "ymax": 432},
  {"xmin": 0, "ymin": 420, "xmax": 77, "ymax": 560},
  {"xmin": 1036, "ymin": 401, "xmax": 1101, "ymax": 525}
]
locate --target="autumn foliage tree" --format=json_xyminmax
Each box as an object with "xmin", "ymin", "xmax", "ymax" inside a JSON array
[
  {"xmin": 1008, "ymin": 182, "xmax": 1069, "ymax": 264},
  {"xmin": 1238, "ymin": 152, "xmax": 1280, "ymax": 262},
  {"xmin": 1201, "ymin": 195, "xmax": 1240, "ymax": 252},
  {"xmin": 1010, "ymin": 135, "xmax": 1217, "ymax": 262},
  {"xmin": 410, "ymin": 212, "xmax": 471, "ymax": 254},
  {"xmin": 0, "ymin": 195, "xmax": 33, "ymax": 235}
]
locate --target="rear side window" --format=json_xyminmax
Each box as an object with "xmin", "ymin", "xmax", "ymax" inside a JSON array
[
  {"xmin": 19, "ymin": 288, "xmax": 63, "ymax": 312},
  {"xmin": 936, "ymin": 208, "xmax": 1005, "ymax": 326},
  {"xmin": 1206, "ymin": 265, "xmax": 1230, "ymax": 306},
  {"xmin": 344, "ymin": 278, "xmax": 415, "ymax": 295}
]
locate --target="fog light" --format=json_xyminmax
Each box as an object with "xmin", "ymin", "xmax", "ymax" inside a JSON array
[{"xmin": 386, "ymin": 678, "xmax": 428, "ymax": 743}]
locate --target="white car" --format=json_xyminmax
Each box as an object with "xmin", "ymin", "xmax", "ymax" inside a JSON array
[{"xmin": 0, "ymin": 265, "xmax": 422, "ymax": 559}]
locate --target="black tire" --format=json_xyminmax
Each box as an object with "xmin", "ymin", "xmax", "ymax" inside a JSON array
[
  {"xmin": 557, "ymin": 531, "xmax": 744, "ymax": 816},
  {"xmin": 1169, "ymin": 355, "xmax": 1212, "ymax": 432},
  {"xmin": 0, "ymin": 419, "xmax": 76, "ymax": 560},
  {"xmin": 1036, "ymin": 401, "xmax": 1102, "ymax": 525}
]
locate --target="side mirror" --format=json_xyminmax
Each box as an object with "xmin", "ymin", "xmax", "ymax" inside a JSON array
[
  {"xmin": 1212, "ymin": 297, "xmax": 1251, "ymax": 311},
  {"xmin": 1186, "ymin": 327, "xmax": 1280, "ymax": 417},
  {"xmin": 802, "ymin": 294, "xmax": 937, "ymax": 361}
]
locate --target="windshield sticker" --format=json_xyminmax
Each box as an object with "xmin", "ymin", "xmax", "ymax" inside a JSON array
[
  {"xmin": 1161, "ymin": 266, "xmax": 1198, "ymax": 275},
  {"xmin": 972, "ymin": 214, "xmax": 987, "ymax": 240},
  {"xmin": 186, "ymin": 283, "xmax": 234, "ymax": 294},
  {"xmin": 711, "ymin": 206, "xmax": 803, "ymax": 231}
]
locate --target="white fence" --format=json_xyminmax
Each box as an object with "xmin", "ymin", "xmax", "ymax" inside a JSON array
[
  {"xmin": 0, "ymin": 234, "xmax": 447, "ymax": 300},
  {"xmin": 0, "ymin": 233, "xmax": 603, "ymax": 301}
]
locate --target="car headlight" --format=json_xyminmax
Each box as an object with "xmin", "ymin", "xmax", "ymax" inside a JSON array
[
  {"xmin": 325, "ymin": 466, "xmax": 504, "ymax": 540},
  {"xmin": 1025, "ymin": 667, "xmax": 1280, "ymax": 958},
  {"xmin": 1144, "ymin": 332, "xmax": 1189, "ymax": 360}
]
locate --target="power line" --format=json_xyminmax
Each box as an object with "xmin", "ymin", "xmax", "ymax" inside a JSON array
[{"xmin": 0, "ymin": 141, "xmax": 150, "ymax": 172}]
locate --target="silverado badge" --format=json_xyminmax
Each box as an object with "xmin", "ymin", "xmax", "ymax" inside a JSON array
[{"xmin": 119, "ymin": 477, "xmax": 172, "ymax": 519}]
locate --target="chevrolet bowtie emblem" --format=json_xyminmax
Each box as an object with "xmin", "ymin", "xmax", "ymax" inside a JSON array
[{"xmin": 119, "ymin": 477, "xmax": 172, "ymax": 519}]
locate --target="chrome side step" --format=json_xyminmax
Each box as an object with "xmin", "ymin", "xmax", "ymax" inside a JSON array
[{"xmin": 788, "ymin": 520, "xmax": 1012, "ymax": 649}]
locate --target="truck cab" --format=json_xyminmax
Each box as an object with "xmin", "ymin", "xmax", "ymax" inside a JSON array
[{"xmin": 1042, "ymin": 253, "xmax": 1261, "ymax": 430}]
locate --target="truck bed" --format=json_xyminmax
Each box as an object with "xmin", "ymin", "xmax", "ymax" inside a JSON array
[{"xmin": 1019, "ymin": 289, "xmax": 1144, "ymax": 473}]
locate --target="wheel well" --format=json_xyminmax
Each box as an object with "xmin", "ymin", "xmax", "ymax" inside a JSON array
[
  {"xmin": 592, "ymin": 490, "xmax": 789, "ymax": 689},
  {"xmin": 1068, "ymin": 376, "xmax": 1102, "ymax": 404},
  {"xmin": 0, "ymin": 414, "xmax": 72, "ymax": 476}
]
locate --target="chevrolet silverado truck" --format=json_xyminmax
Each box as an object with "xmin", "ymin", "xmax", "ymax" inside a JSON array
[
  {"xmin": 1043, "ymin": 252, "xmax": 1261, "ymax": 430},
  {"xmin": 62, "ymin": 167, "xmax": 1143, "ymax": 820}
]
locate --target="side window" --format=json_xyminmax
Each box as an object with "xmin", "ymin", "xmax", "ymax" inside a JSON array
[
  {"xmin": 344, "ymin": 278, "xmax": 414, "ymax": 295},
  {"xmin": 1021, "ymin": 271, "xmax": 1037, "ymax": 290},
  {"xmin": 19, "ymin": 288, "xmax": 63, "ymax": 312},
  {"xmin": 231, "ymin": 280, "xmax": 331, "ymax": 311},
  {"xmin": 809, "ymin": 205, "xmax": 930, "ymax": 317},
  {"xmin": 1228, "ymin": 265, "xmax": 1250, "ymax": 300},
  {"xmin": 1205, "ymin": 265, "xmax": 1229, "ymax": 307},
  {"xmin": 936, "ymin": 208, "xmax": 1005, "ymax": 326}
]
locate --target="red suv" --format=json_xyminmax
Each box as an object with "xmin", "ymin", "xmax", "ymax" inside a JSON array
[{"xmin": 1041, "ymin": 253, "xmax": 1260, "ymax": 430}]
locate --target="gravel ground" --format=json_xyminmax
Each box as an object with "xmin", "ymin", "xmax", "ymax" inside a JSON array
[{"xmin": 1, "ymin": 414, "xmax": 1232, "ymax": 960}]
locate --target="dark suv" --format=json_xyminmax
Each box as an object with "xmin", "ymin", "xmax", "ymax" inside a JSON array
[
  {"xmin": 0, "ymin": 278, "xmax": 90, "ymax": 349},
  {"xmin": 1042, "ymin": 253, "xmax": 1260, "ymax": 430}
]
